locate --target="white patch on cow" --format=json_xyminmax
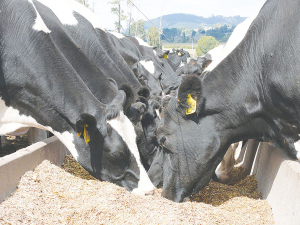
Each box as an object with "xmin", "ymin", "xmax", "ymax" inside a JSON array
[
  {"xmin": 179, "ymin": 61, "xmax": 186, "ymax": 67},
  {"xmin": 0, "ymin": 98, "xmax": 79, "ymax": 160},
  {"xmin": 107, "ymin": 111, "xmax": 155, "ymax": 195},
  {"xmin": 109, "ymin": 31, "xmax": 125, "ymax": 39},
  {"xmin": 0, "ymin": 99, "xmax": 42, "ymax": 135},
  {"xmin": 140, "ymin": 60, "xmax": 155, "ymax": 74},
  {"xmin": 34, "ymin": 0, "xmax": 104, "ymax": 30},
  {"xmin": 155, "ymin": 109, "xmax": 161, "ymax": 120},
  {"xmin": 294, "ymin": 140, "xmax": 300, "ymax": 160},
  {"xmin": 205, "ymin": 11, "xmax": 260, "ymax": 72},
  {"xmin": 204, "ymin": 45, "xmax": 224, "ymax": 61},
  {"xmin": 28, "ymin": 0, "xmax": 51, "ymax": 33},
  {"xmin": 51, "ymin": 130, "xmax": 79, "ymax": 160},
  {"xmin": 135, "ymin": 37, "xmax": 151, "ymax": 47}
]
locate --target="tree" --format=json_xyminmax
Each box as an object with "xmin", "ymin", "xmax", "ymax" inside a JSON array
[
  {"xmin": 76, "ymin": 0, "xmax": 94, "ymax": 12},
  {"xmin": 130, "ymin": 20, "xmax": 145, "ymax": 39},
  {"xmin": 109, "ymin": 0, "xmax": 127, "ymax": 33},
  {"xmin": 205, "ymin": 24, "xmax": 236, "ymax": 42},
  {"xmin": 181, "ymin": 31, "xmax": 186, "ymax": 43},
  {"xmin": 191, "ymin": 30, "xmax": 196, "ymax": 42},
  {"xmin": 192, "ymin": 30, "xmax": 196, "ymax": 38},
  {"xmin": 126, "ymin": 0, "xmax": 134, "ymax": 36},
  {"xmin": 196, "ymin": 36, "xmax": 219, "ymax": 56},
  {"xmin": 177, "ymin": 26, "xmax": 185, "ymax": 37},
  {"xmin": 198, "ymin": 26, "xmax": 205, "ymax": 35},
  {"xmin": 161, "ymin": 28, "xmax": 177, "ymax": 42},
  {"xmin": 145, "ymin": 26, "xmax": 160, "ymax": 48}
]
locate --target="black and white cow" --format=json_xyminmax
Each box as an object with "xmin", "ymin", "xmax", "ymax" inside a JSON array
[
  {"xmin": 0, "ymin": 0, "xmax": 154, "ymax": 195},
  {"xmin": 148, "ymin": 0, "xmax": 300, "ymax": 202},
  {"xmin": 126, "ymin": 37, "xmax": 182, "ymax": 95}
]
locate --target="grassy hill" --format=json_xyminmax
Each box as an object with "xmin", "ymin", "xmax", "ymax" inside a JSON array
[{"xmin": 144, "ymin": 13, "xmax": 247, "ymax": 29}]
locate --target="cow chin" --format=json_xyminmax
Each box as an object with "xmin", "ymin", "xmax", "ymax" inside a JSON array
[
  {"xmin": 191, "ymin": 160, "xmax": 221, "ymax": 196},
  {"xmin": 152, "ymin": 134, "xmax": 224, "ymax": 202},
  {"xmin": 161, "ymin": 156, "xmax": 221, "ymax": 202}
]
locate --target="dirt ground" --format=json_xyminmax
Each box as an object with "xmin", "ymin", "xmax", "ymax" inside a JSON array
[{"xmin": 0, "ymin": 135, "xmax": 29, "ymax": 157}]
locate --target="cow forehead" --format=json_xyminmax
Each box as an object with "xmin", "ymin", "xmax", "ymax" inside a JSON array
[
  {"xmin": 31, "ymin": 0, "xmax": 104, "ymax": 30},
  {"xmin": 107, "ymin": 111, "xmax": 154, "ymax": 192},
  {"xmin": 107, "ymin": 111, "xmax": 137, "ymax": 153}
]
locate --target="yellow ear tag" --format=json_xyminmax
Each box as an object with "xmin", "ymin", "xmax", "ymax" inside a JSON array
[
  {"xmin": 83, "ymin": 124, "xmax": 90, "ymax": 143},
  {"xmin": 178, "ymin": 52, "xmax": 182, "ymax": 56},
  {"xmin": 164, "ymin": 54, "xmax": 168, "ymax": 59},
  {"xmin": 186, "ymin": 94, "xmax": 197, "ymax": 115}
]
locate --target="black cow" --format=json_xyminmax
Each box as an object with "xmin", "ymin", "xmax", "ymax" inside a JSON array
[
  {"xmin": 0, "ymin": 0, "xmax": 154, "ymax": 195},
  {"xmin": 148, "ymin": 0, "xmax": 300, "ymax": 202},
  {"xmin": 175, "ymin": 59, "xmax": 203, "ymax": 77},
  {"xmin": 167, "ymin": 49, "xmax": 190, "ymax": 68}
]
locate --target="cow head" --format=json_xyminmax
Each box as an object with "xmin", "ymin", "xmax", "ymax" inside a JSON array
[
  {"xmin": 148, "ymin": 74, "xmax": 230, "ymax": 202},
  {"xmin": 149, "ymin": 71, "xmax": 300, "ymax": 202},
  {"xmin": 73, "ymin": 85, "xmax": 154, "ymax": 195}
]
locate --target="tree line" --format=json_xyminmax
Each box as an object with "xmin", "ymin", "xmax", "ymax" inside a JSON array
[
  {"xmin": 76, "ymin": 0, "xmax": 234, "ymax": 56},
  {"xmin": 161, "ymin": 24, "xmax": 236, "ymax": 44}
]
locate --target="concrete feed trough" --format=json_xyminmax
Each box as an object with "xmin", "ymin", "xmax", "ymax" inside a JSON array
[
  {"xmin": 251, "ymin": 142, "xmax": 300, "ymax": 225},
  {"xmin": 0, "ymin": 137, "xmax": 299, "ymax": 224},
  {"xmin": 0, "ymin": 136, "xmax": 69, "ymax": 203}
]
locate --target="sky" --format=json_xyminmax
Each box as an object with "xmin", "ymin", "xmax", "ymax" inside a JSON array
[{"xmin": 91, "ymin": 0, "xmax": 267, "ymax": 30}]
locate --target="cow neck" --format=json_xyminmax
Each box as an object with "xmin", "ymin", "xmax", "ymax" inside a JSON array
[
  {"xmin": 200, "ymin": 1, "xmax": 299, "ymax": 142},
  {"xmin": 199, "ymin": 40, "xmax": 266, "ymax": 142}
]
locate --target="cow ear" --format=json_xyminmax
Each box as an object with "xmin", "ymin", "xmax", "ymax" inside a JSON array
[
  {"xmin": 119, "ymin": 84, "xmax": 135, "ymax": 111},
  {"xmin": 106, "ymin": 84, "xmax": 134, "ymax": 120},
  {"xmin": 76, "ymin": 113, "xmax": 97, "ymax": 143},
  {"xmin": 137, "ymin": 86, "xmax": 150, "ymax": 99},
  {"xmin": 136, "ymin": 96, "xmax": 149, "ymax": 113},
  {"xmin": 163, "ymin": 50, "xmax": 170, "ymax": 59},
  {"xmin": 177, "ymin": 74, "xmax": 202, "ymax": 115}
]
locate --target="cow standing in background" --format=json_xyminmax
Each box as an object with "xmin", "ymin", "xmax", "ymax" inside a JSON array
[
  {"xmin": 213, "ymin": 142, "xmax": 240, "ymax": 184},
  {"xmin": 148, "ymin": 0, "xmax": 300, "ymax": 202}
]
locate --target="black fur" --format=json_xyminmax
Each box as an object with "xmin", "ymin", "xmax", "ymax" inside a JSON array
[
  {"xmin": 177, "ymin": 74, "xmax": 203, "ymax": 115},
  {"xmin": 137, "ymin": 86, "xmax": 150, "ymax": 99}
]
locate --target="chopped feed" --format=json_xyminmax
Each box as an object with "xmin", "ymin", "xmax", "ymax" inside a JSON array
[
  {"xmin": 190, "ymin": 167, "xmax": 262, "ymax": 206},
  {"xmin": 0, "ymin": 156, "xmax": 274, "ymax": 225}
]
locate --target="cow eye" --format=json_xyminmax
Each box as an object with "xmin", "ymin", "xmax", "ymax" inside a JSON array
[{"xmin": 159, "ymin": 136, "xmax": 167, "ymax": 146}]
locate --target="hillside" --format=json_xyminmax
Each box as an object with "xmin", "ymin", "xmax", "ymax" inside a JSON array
[{"xmin": 144, "ymin": 13, "xmax": 247, "ymax": 29}]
